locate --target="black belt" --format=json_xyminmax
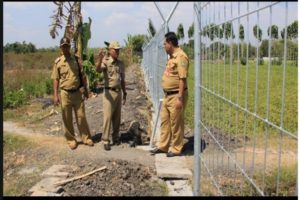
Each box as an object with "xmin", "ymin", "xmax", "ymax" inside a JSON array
[
  {"xmin": 164, "ymin": 88, "xmax": 187, "ymax": 96},
  {"xmin": 62, "ymin": 87, "xmax": 80, "ymax": 93},
  {"xmin": 105, "ymin": 87, "xmax": 120, "ymax": 92}
]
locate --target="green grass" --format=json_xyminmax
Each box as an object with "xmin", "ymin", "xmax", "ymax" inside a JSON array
[
  {"xmin": 4, "ymin": 132, "xmax": 37, "ymax": 154},
  {"xmin": 4, "ymin": 52, "xmax": 56, "ymax": 109},
  {"xmin": 185, "ymin": 60, "xmax": 297, "ymax": 136},
  {"xmin": 242, "ymin": 164, "xmax": 298, "ymax": 196}
]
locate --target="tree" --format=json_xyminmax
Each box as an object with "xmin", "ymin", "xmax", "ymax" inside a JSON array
[
  {"xmin": 124, "ymin": 34, "xmax": 145, "ymax": 53},
  {"xmin": 188, "ymin": 23, "xmax": 194, "ymax": 40},
  {"xmin": 148, "ymin": 19, "xmax": 156, "ymax": 38},
  {"xmin": 239, "ymin": 24, "xmax": 245, "ymax": 58},
  {"xmin": 177, "ymin": 23, "xmax": 184, "ymax": 45},
  {"xmin": 222, "ymin": 22, "xmax": 235, "ymax": 39},
  {"xmin": 288, "ymin": 20, "xmax": 298, "ymax": 40},
  {"xmin": 267, "ymin": 25, "xmax": 278, "ymax": 39},
  {"xmin": 253, "ymin": 24, "xmax": 262, "ymax": 42}
]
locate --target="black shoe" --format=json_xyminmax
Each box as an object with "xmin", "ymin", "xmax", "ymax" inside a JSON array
[
  {"xmin": 104, "ymin": 144, "xmax": 111, "ymax": 151},
  {"xmin": 150, "ymin": 148, "xmax": 165, "ymax": 155},
  {"xmin": 166, "ymin": 151, "xmax": 181, "ymax": 157},
  {"xmin": 112, "ymin": 140, "xmax": 121, "ymax": 146}
]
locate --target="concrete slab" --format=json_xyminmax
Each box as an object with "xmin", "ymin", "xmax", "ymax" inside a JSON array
[
  {"xmin": 165, "ymin": 180, "xmax": 193, "ymax": 196},
  {"xmin": 29, "ymin": 177, "xmax": 64, "ymax": 194},
  {"xmin": 155, "ymin": 154, "xmax": 192, "ymax": 179},
  {"xmin": 41, "ymin": 164, "xmax": 78, "ymax": 177},
  {"xmin": 17, "ymin": 166, "xmax": 39, "ymax": 175},
  {"xmin": 136, "ymin": 145, "xmax": 152, "ymax": 151},
  {"xmin": 31, "ymin": 190, "xmax": 63, "ymax": 196}
]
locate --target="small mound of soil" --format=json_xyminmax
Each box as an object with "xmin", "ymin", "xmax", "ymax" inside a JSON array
[{"xmin": 62, "ymin": 159, "xmax": 166, "ymax": 196}]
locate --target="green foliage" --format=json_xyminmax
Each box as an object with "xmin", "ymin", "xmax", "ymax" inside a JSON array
[
  {"xmin": 250, "ymin": 165, "xmax": 297, "ymax": 196},
  {"xmin": 282, "ymin": 20, "xmax": 298, "ymax": 40},
  {"xmin": 268, "ymin": 25, "xmax": 279, "ymax": 39},
  {"xmin": 239, "ymin": 24, "xmax": 245, "ymax": 41},
  {"xmin": 4, "ymin": 41, "xmax": 36, "ymax": 54},
  {"xmin": 241, "ymin": 57, "xmax": 247, "ymax": 65},
  {"xmin": 124, "ymin": 34, "xmax": 146, "ymax": 54},
  {"xmin": 82, "ymin": 49, "xmax": 102, "ymax": 92},
  {"xmin": 253, "ymin": 24, "xmax": 262, "ymax": 42},
  {"xmin": 188, "ymin": 23, "xmax": 194, "ymax": 39},
  {"xmin": 148, "ymin": 18, "xmax": 156, "ymax": 37},
  {"xmin": 82, "ymin": 17, "xmax": 92, "ymax": 55},
  {"xmin": 4, "ymin": 87, "xmax": 27, "ymax": 108},
  {"xmin": 177, "ymin": 23, "xmax": 185, "ymax": 42}
]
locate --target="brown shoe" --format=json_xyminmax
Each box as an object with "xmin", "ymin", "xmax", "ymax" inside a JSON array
[
  {"xmin": 84, "ymin": 139, "xmax": 94, "ymax": 146},
  {"xmin": 68, "ymin": 141, "xmax": 78, "ymax": 150}
]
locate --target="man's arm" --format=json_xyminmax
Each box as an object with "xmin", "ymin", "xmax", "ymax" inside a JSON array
[
  {"xmin": 96, "ymin": 49, "xmax": 105, "ymax": 73},
  {"xmin": 53, "ymin": 79, "xmax": 60, "ymax": 105},
  {"xmin": 177, "ymin": 78, "xmax": 186, "ymax": 101},
  {"xmin": 121, "ymin": 71, "xmax": 127, "ymax": 105}
]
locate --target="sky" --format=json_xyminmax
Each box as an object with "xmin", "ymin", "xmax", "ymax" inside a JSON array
[{"xmin": 3, "ymin": 1, "xmax": 298, "ymax": 49}]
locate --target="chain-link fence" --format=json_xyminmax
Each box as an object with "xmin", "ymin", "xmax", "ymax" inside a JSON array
[{"xmin": 193, "ymin": 1, "xmax": 297, "ymax": 196}]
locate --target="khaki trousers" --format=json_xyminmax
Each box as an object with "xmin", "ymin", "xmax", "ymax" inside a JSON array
[
  {"xmin": 60, "ymin": 90, "xmax": 92, "ymax": 144},
  {"xmin": 102, "ymin": 89, "xmax": 122, "ymax": 144},
  {"xmin": 158, "ymin": 91, "xmax": 188, "ymax": 154}
]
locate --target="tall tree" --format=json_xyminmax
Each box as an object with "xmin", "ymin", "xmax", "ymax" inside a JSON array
[
  {"xmin": 239, "ymin": 24, "xmax": 245, "ymax": 58},
  {"xmin": 177, "ymin": 23, "xmax": 184, "ymax": 45},
  {"xmin": 222, "ymin": 22, "xmax": 235, "ymax": 39},
  {"xmin": 253, "ymin": 24, "xmax": 262, "ymax": 42},
  {"xmin": 148, "ymin": 19, "xmax": 156, "ymax": 38},
  {"xmin": 188, "ymin": 23, "xmax": 194, "ymax": 40},
  {"xmin": 267, "ymin": 25, "xmax": 279, "ymax": 39},
  {"xmin": 288, "ymin": 20, "xmax": 298, "ymax": 40}
]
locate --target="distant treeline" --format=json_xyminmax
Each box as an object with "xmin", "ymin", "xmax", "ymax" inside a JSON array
[{"xmin": 4, "ymin": 41, "xmax": 59, "ymax": 54}]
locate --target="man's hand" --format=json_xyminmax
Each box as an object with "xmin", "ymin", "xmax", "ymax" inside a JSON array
[
  {"xmin": 174, "ymin": 96, "xmax": 183, "ymax": 110},
  {"xmin": 98, "ymin": 49, "xmax": 105, "ymax": 62},
  {"xmin": 122, "ymin": 92, "xmax": 127, "ymax": 105},
  {"xmin": 53, "ymin": 94, "xmax": 61, "ymax": 106}
]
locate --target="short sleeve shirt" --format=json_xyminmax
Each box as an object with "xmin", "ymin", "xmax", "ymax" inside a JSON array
[
  {"xmin": 51, "ymin": 55, "xmax": 81, "ymax": 90},
  {"xmin": 161, "ymin": 47, "xmax": 189, "ymax": 91},
  {"xmin": 101, "ymin": 55, "xmax": 125, "ymax": 88}
]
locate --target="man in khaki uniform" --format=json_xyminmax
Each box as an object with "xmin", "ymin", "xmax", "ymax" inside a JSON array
[
  {"xmin": 150, "ymin": 32, "xmax": 189, "ymax": 157},
  {"xmin": 51, "ymin": 37, "xmax": 94, "ymax": 150},
  {"xmin": 96, "ymin": 41, "xmax": 127, "ymax": 151}
]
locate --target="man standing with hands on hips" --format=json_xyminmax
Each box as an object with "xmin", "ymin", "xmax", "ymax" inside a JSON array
[
  {"xmin": 150, "ymin": 32, "xmax": 189, "ymax": 157},
  {"xmin": 96, "ymin": 41, "xmax": 127, "ymax": 151}
]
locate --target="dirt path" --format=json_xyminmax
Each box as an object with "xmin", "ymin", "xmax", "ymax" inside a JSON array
[{"xmin": 3, "ymin": 64, "xmax": 169, "ymax": 196}]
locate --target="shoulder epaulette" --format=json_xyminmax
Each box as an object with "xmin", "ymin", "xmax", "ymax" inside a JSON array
[{"xmin": 55, "ymin": 57, "xmax": 61, "ymax": 64}]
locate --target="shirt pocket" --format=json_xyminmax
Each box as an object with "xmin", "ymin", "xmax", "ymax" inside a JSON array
[{"xmin": 59, "ymin": 65, "xmax": 69, "ymax": 80}]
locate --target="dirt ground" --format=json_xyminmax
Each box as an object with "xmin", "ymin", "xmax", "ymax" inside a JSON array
[{"xmin": 3, "ymin": 63, "xmax": 169, "ymax": 196}]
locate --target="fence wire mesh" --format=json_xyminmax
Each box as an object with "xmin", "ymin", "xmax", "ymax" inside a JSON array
[
  {"xmin": 194, "ymin": 1, "xmax": 297, "ymax": 196},
  {"xmin": 141, "ymin": 1, "xmax": 297, "ymax": 196}
]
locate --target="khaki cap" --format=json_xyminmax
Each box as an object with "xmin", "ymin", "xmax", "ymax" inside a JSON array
[{"xmin": 105, "ymin": 41, "xmax": 121, "ymax": 49}]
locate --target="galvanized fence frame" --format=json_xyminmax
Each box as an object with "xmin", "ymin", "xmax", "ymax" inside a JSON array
[
  {"xmin": 193, "ymin": 1, "xmax": 298, "ymax": 196},
  {"xmin": 141, "ymin": 2, "xmax": 179, "ymax": 147}
]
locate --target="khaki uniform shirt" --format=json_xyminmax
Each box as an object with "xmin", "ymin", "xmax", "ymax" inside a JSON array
[
  {"xmin": 101, "ymin": 55, "xmax": 125, "ymax": 88},
  {"xmin": 51, "ymin": 55, "xmax": 83, "ymax": 90},
  {"xmin": 161, "ymin": 47, "xmax": 189, "ymax": 91}
]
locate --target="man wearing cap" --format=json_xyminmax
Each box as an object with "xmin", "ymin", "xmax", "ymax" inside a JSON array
[
  {"xmin": 51, "ymin": 37, "xmax": 94, "ymax": 150},
  {"xmin": 96, "ymin": 41, "xmax": 127, "ymax": 151},
  {"xmin": 150, "ymin": 32, "xmax": 189, "ymax": 157}
]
